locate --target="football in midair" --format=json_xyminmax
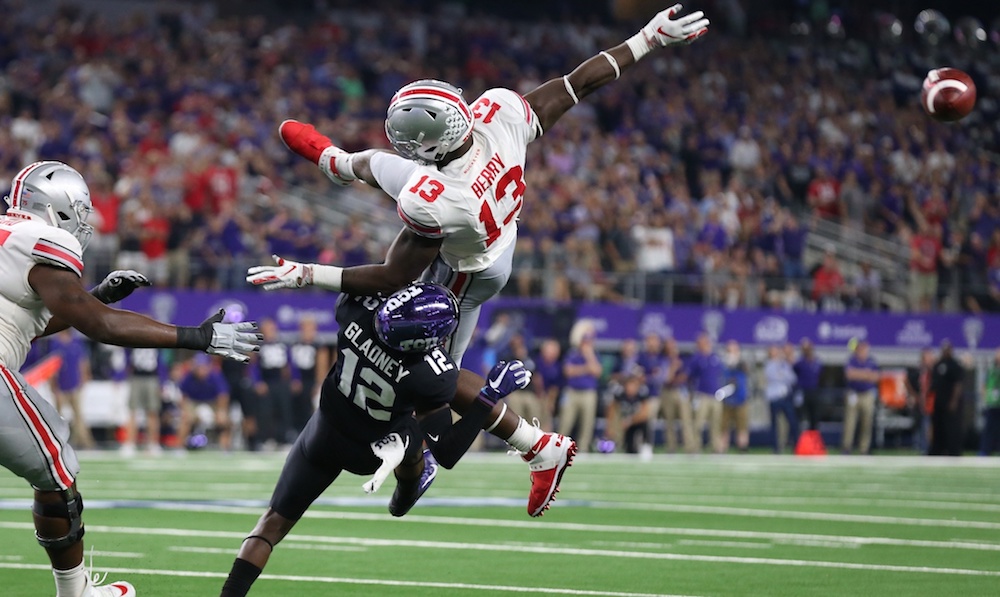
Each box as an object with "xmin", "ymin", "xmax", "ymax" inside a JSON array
[{"xmin": 921, "ymin": 67, "xmax": 976, "ymax": 122}]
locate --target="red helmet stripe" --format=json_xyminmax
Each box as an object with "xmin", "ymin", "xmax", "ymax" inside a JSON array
[
  {"xmin": 392, "ymin": 87, "xmax": 471, "ymax": 120},
  {"xmin": 11, "ymin": 162, "xmax": 46, "ymax": 208}
]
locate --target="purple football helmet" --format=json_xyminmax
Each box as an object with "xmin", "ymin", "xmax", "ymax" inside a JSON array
[{"xmin": 375, "ymin": 282, "xmax": 460, "ymax": 353}]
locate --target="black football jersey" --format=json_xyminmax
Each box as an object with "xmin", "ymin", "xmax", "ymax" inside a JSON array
[{"xmin": 319, "ymin": 294, "xmax": 459, "ymax": 441}]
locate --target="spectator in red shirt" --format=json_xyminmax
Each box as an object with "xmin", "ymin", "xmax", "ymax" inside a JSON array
[
  {"xmin": 812, "ymin": 247, "xmax": 845, "ymax": 311},
  {"xmin": 138, "ymin": 199, "xmax": 171, "ymax": 285},
  {"xmin": 806, "ymin": 166, "xmax": 843, "ymax": 221},
  {"xmin": 986, "ymin": 229, "xmax": 1000, "ymax": 269},
  {"xmin": 910, "ymin": 222, "xmax": 942, "ymax": 312},
  {"xmin": 182, "ymin": 160, "xmax": 211, "ymax": 213},
  {"xmin": 920, "ymin": 185, "xmax": 949, "ymax": 229},
  {"xmin": 202, "ymin": 148, "xmax": 240, "ymax": 213},
  {"xmin": 86, "ymin": 168, "xmax": 120, "ymax": 275}
]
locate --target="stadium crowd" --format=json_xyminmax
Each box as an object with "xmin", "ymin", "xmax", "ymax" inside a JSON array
[{"xmin": 0, "ymin": 3, "xmax": 997, "ymax": 313}]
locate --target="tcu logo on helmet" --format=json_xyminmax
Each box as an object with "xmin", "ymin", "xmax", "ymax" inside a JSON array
[
  {"xmin": 397, "ymin": 337, "xmax": 441, "ymax": 351},
  {"xmin": 384, "ymin": 284, "xmax": 424, "ymax": 312}
]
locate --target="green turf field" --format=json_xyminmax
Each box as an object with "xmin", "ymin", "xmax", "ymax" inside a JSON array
[{"xmin": 2, "ymin": 452, "xmax": 999, "ymax": 596}]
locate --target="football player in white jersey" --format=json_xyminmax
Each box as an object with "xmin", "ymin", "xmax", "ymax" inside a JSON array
[
  {"xmin": 248, "ymin": 4, "xmax": 709, "ymax": 516},
  {"xmin": 0, "ymin": 161, "xmax": 262, "ymax": 597}
]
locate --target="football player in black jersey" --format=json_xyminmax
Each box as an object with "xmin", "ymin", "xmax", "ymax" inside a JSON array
[{"xmin": 220, "ymin": 282, "xmax": 530, "ymax": 597}]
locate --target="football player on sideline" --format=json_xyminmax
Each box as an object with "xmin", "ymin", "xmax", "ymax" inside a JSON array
[
  {"xmin": 219, "ymin": 282, "xmax": 531, "ymax": 597},
  {"xmin": 0, "ymin": 161, "xmax": 262, "ymax": 597},
  {"xmin": 250, "ymin": 4, "xmax": 709, "ymax": 516}
]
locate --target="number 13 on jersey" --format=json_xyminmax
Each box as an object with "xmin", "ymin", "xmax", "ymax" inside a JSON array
[
  {"xmin": 408, "ymin": 167, "xmax": 526, "ymax": 249},
  {"xmin": 479, "ymin": 165, "xmax": 525, "ymax": 247}
]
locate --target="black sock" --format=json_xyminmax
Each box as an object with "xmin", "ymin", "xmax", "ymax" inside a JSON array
[{"xmin": 221, "ymin": 558, "xmax": 262, "ymax": 597}]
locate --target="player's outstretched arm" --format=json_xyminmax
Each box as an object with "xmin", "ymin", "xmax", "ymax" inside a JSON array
[
  {"xmin": 38, "ymin": 269, "xmax": 151, "ymax": 337},
  {"xmin": 524, "ymin": 3, "xmax": 708, "ymax": 133},
  {"xmin": 248, "ymin": 228, "xmax": 441, "ymax": 295},
  {"xmin": 30, "ymin": 265, "xmax": 262, "ymax": 361}
]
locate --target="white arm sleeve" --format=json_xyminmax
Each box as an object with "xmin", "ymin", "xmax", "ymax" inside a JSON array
[{"xmin": 370, "ymin": 153, "xmax": 421, "ymax": 201}]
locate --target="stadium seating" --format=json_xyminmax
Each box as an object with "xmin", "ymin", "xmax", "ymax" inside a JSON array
[{"xmin": 0, "ymin": 3, "xmax": 996, "ymax": 314}]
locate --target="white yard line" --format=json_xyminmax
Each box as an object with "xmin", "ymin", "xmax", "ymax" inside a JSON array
[
  {"xmin": 0, "ymin": 563, "xmax": 699, "ymax": 597},
  {"xmin": 5, "ymin": 503, "xmax": 1000, "ymax": 552},
  {"xmin": 169, "ymin": 543, "xmax": 366, "ymax": 555},
  {"xmin": 34, "ymin": 496, "xmax": 1000, "ymax": 532},
  {"xmin": 584, "ymin": 501, "xmax": 1000, "ymax": 530},
  {"xmin": 167, "ymin": 546, "xmax": 234, "ymax": 555},
  {"xmin": 0, "ymin": 522, "xmax": 997, "ymax": 577},
  {"xmin": 87, "ymin": 550, "xmax": 145, "ymax": 559},
  {"xmin": 304, "ymin": 501, "xmax": 1000, "ymax": 534},
  {"xmin": 675, "ymin": 540, "xmax": 773, "ymax": 550}
]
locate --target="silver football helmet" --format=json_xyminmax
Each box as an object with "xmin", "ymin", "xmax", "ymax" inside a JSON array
[
  {"xmin": 385, "ymin": 79, "xmax": 474, "ymax": 164},
  {"xmin": 5, "ymin": 161, "xmax": 94, "ymax": 250}
]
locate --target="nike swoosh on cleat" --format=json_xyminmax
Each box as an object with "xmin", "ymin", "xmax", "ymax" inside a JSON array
[
  {"xmin": 427, "ymin": 434, "xmax": 440, "ymax": 442},
  {"xmin": 421, "ymin": 469, "xmax": 437, "ymax": 490},
  {"xmin": 522, "ymin": 434, "xmax": 551, "ymax": 461},
  {"xmin": 111, "ymin": 585, "xmax": 129, "ymax": 596}
]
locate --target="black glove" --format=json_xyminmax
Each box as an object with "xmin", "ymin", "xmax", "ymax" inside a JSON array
[{"xmin": 91, "ymin": 270, "xmax": 151, "ymax": 304}]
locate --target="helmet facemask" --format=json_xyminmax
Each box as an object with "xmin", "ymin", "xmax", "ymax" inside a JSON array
[
  {"xmin": 385, "ymin": 80, "xmax": 474, "ymax": 165},
  {"xmin": 6, "ymin": 161, "xmax": 95, "ymax": 251}
]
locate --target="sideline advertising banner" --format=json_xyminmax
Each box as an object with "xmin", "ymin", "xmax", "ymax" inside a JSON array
[{"xmin": 121, "ymin": 291, "xmax": 997, "ymax": 350}]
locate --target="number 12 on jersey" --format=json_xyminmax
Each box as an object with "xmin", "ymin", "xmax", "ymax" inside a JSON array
[{"xmin": 338, "ymin": 346, "xmax": 397, "ymax": 421}]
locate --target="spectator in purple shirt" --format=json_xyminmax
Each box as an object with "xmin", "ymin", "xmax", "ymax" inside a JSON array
[
  {"xmin": 178, "ymin": 354, "xmax": 231, "ymax": 451},
  {"xmin": 637, "ymin": 334, "xmax": 668, "ymax": 401},
  {"xmin": 687, "ymin": 333, "xmax": 726, "ymax": 453},
  {"xmin": 615, "ymin": 339, "xmax": 640, "ymax": 382},
  {"xmin": 198, "ymin": 203, "xmax": 246, "ymax": 290},
  {"xmin": 781, "ymin": 212, "xmax": 808, "ymax": 280},
  {"xmin": 534, "ymin": 339, "xmax": 563, "ymax": 431},
  {"xmin": 876, "ymin": 185, "xmax": 905, "ymax": 236},
  {"xmin": 699, "ymin": 210, "xmax": 729, "ymax": 251},
  {"xmin": 265, "ymin": 206, "xmax": 300, "ymax": 261},
  {"xmin": 560, "ymin": 320, "xmax": 602, "ymax": 453},
  {"xmin": 793, "ymin": 338, "xmax": 823, "ymax": 431},
  {"xmin": 657, "ymin": 337, "xmax": 696, "ymax": 453},
  {"xmin": 50, "ymin": 330, "xmax": 95, "ymax": 449},
  {"xmin": 336, "ymin": 215, "xmax": 374, "ymax": 267},
  {"xmin": 292, "ymin": 208, "xmax": 321, "ymax": 264},
  {"xmin": 842, "ymin": 340, "xmax": 879, "ymax": 455}
]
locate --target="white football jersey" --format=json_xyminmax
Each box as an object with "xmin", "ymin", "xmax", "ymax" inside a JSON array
[
  {"xmin": 396, "ymin": 88, "xmax": 542, "ymax": 273},
  {"xmin": 0, "ymin": 215, "xmax": 84, "ymax": 370}
]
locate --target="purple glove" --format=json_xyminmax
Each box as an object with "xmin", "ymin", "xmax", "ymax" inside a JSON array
[{"xmin": 478, "ymin": 360, "xmax": 532, "ymax": 406}]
